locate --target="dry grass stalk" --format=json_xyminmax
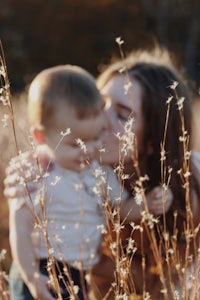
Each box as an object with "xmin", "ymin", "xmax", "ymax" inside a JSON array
[{"xmin": 0, "ymin": 39, "xmax": 200, "ymax": 300}]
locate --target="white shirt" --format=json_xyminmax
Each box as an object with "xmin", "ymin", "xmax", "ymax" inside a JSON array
[{"xmin": 12, "ymin": 161, "xmax": 128, "ymax": 270}]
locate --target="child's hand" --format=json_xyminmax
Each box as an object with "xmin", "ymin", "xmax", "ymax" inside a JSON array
[{"xmin": 146, "ymin": 186, "xmax": 173, "ymax": 216}]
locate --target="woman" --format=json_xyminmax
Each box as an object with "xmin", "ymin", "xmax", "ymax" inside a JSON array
[
  {"xmin": 5, "ymin": 48, "xmax": 200, "ymax": 299},
  {"xmin": 90, "ymin": 48, "xmax": 200, "ymax": 299}
]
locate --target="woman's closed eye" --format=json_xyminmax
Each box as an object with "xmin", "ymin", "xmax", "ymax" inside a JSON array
[
  {"xmin": 116, "ymin": 108, "xmax": 132, "ymax": 123},
  {"xmin": 115, "ymin": 103, "xmax": 132, "ymax": 123},
  {"xmin": 117, "ymin": 112, "xmax": 129, "ymax": 122}
]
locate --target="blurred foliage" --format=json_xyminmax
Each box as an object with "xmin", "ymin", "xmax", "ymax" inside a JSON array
[{"xmin": 0, "ymin": 0, "xmax": 199, "ymax": 92}]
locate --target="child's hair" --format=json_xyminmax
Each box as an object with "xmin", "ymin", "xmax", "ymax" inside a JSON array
[{"xmin": 28, "ymin": 64, "xmax": 102, "ymax": 129}]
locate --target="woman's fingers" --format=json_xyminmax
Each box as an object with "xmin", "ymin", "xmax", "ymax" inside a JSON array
[{"xmin": 148, "ymin": 186, "xmax": 173, "ymax": 215}]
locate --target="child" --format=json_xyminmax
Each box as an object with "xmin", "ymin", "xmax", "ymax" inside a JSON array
[{"xmin": 9, "ymin": 65, "xmax": 130, "ymax": 300}]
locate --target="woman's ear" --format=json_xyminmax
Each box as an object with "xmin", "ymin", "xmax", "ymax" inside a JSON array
[{"xmin": 30, "ymin": 126, "xmax": 46, "ymax": 145}]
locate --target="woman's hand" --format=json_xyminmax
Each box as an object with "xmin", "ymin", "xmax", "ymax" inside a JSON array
[
  {"xmin": 4, "ymin": 141, "xmax": 101, "ymax": 200},
  {"xmin": 4, "ymin": 150, "xmax": 41, "ymax": 199},
  {"xmin": 147, "ymin": 186, "xmax": 173, "ymax": 216}
]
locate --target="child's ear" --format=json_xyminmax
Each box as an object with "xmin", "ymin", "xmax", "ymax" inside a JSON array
[{"xmin": 31, "ymin": 126, "xmax": 46, "ymax": 145}]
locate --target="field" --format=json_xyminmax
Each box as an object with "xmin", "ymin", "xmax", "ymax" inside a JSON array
[{"xmin": 0, "ymin": 89, "xmax": 200, "ymax": 298}]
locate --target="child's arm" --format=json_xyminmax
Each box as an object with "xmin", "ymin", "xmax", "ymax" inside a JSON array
[
  {"xmin": 9, "ymin": 202, "xmax": 55, "ymax": 300},
  {"xmin": 120, "ymin": 186, "xmax": 173, "ymax": 223}
]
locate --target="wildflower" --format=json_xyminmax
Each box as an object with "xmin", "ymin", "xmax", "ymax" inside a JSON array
[
  {"xmin": 179, "ymin": 135, "xmax": 187, "ymax": 142},
  {"xmin": 129, "ymin": 222, "xmax": 143, "ymax": 232},
  {"xmin": 110, "ymin": 242, "xmax": 117, "ymax": 255},
  {"xmin": 173, "ymin": 290, "xmax": 180, "ymax": 300},
  {"xmin": 163, "ymin": 232, "xmax": 169, "ymax": 242},
  {"xmin": 141, "ymin": 211, "xmax": 159, "ymax": 229},
  {"xmin": 177, "ymin": 168, "xmax": 182, "ymax": 175},
  {"xmin": 60, "ymin": 128, "xmax": 71, "ymax": 136},
  {"xmin": 112, "ymin": 208, "xmax": 118, "ymax": 218},
  {"xmin": 139, "ymin": 174, "xmax": 149, "ymax": 182},
  {"xmin": 74, "ymin": 222, "xmax": 80, "ymax": 229},
  {"xmin": 114, "ymin": 163, "xmax": 124, "ymax": 174},
  {"xmin": 166, "ymin": 95, "xmax": 173, "ymax": 104},
  {"xmin": 117, "ymin": 117, "xmax": 135, "ymax": 157},
  {"xmin": 124, "ymin": 81, "xmax": 132, "ymax": 95},
  {"xmin": 0, "ymin": 249, "xmax": 7, "ymax": 261},
  {"xmin": 168, "ymin": 166, "xmax": 173, "ymax": 174},
  {"xmin": 0, "ymin": 66, "xmax": 6, "ymax": 77},
  {"xmin": 113, "ymin": 222, "xmax": 124, "ymax": 233},
  {"xmin": 43, "ymin": 172, "xmax": 50, "ymax": 179},
  {"xmin": 92, "ymin": 186, "xmax": 101, "ymax": 195},
  {"xmin": 116, "ymin": 293, "xmax": 128, "ymax": 300},
  {"xmin": 184, "ymin": 151, "xmax": 191, "ymax": 160},
  {"xmin": 160, "ymin": 148, "xmax": 166, "ymax": 161},
  {"xmin": 93, "ymin": 166, "xmax": 105, "ymax": 178},
  {"xmin": 76, "ymin": 138, "xmax": 87, "ymax": 153},
  {"xmin": 160, "ymin": 289, "xmax": 167, "ymax": 294},
  {"xmin": 177, "ymin": 97, "xmax": 185, "ymax": 110},
  {"xmin": 98, "ymin": 146, "xmax": 105, "ymax": 153},
  {"xmin": 170, "ymin": 81, "xmax": 179, "ymax": 90},
  {"xmin": 115, "ymin": 37, "xmax": 124, "ymax": 45},
  {"xmin": 0, "ymin": 95, "xmax": 8, "ymax": 105},
  {"xmin": 97, "ymin": 224, "xmax": 107, "ymax": 234},
  {"xmin": 119, "ymin": 66, "xmax": 126, "ymax": 73},
  {"xmin": 143, "ymin": 292, "xmax": 151, "ymax": 299},
  {"xmin": 121, "ymin": 173, "xmax": 130, "ymax": 180},
  {"xmin": 183, "ymin": 171, "xmax": 191, "ymax": 178},
  {"xmin": 167, "ymin": 248, "xmax": 174, "ymax": 255},
  {"xmin": 134, "ymin": 188, "xmax": 143, "ymax": 205},
  {"xmin": 51, "ymin": 175, "xmax": 61, "ymax": 186},
  {"xmin": 48, "ymin": 248, "xmax": 54, "ymax": 256},
  {"xmin": 162, "ymin": 183, "xmax": 168, "ymax": 191},
  {"xmin": 73, "ymin": 285, "xmax": 79, "ymax": 295},
  {"xmin": 126, "ymin": 237, "xmax": 137, "ymax": 254}
]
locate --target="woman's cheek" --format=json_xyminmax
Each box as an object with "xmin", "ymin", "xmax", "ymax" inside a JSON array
[{"xmin": 99, "ymin": 132, "xmax": 120, "ymax": 164}]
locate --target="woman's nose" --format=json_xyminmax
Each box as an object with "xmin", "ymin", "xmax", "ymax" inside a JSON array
[
  {"xmin": 104, "ymin": 107, "xmax": 119, "ymax": 134},
  {"xmin": 104, "ymin": 107, "xmax": 113, "ymax": 130}
]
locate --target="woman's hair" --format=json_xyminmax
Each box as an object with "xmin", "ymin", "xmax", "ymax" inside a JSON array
[
  {"xmin": 28, "ymin": 64, "xmax": 102, "ymax": 129},
  {"xmin": 97, "ymin": 48, "xmax": 197, "ymax": 234}
]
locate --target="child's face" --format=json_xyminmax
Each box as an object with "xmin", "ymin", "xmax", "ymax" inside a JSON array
[{"xmin": 44, "ymin": 102, "xmax": 106, "ymax": 164}]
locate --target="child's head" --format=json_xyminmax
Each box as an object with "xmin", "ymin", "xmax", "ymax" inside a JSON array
[{"xmin": 28, "ymin": 65, "xmax": 106, "ymax": 155}]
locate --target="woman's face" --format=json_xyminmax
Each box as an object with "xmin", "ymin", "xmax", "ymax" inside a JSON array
[{"xmin": 100, "ymin": 74, "xmax": 145, "ymax": 166}]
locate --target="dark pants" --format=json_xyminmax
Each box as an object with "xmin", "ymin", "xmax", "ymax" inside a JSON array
[{"xmin": 9, "ymin": 260, "xmax": 87, "ymax": 300}]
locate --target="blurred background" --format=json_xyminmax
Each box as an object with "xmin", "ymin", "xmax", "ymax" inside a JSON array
[
  {"xmin": 0, "ymin": 0, "xmax": 200, "ymax": 92},
  {"xmin": 0, "ymin": 0, "xmax": 200, "ymax": 272}
]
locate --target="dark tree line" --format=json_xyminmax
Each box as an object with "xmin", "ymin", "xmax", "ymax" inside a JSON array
[{"xmin": 0, "ymin": 0, "xmax": 199, "ymax": 92}]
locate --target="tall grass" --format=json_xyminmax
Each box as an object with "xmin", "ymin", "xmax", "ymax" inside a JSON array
[{"xmin": 0, "ymin": 41, "xmax": 200, "ymax": 300}]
